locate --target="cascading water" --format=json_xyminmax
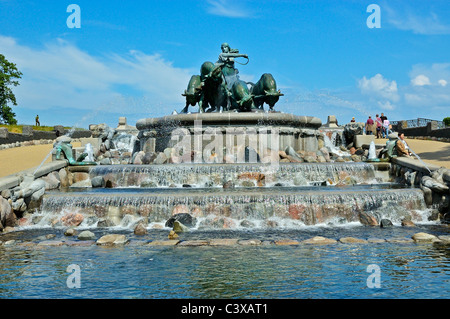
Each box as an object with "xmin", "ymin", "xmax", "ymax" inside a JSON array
[
  {"xmin": 368, "ymin": 141, "xmax": 377, "ymax": 160},
  {"xmin": 32, "ymin": 185, "xmax": 430, "ymax": 230},
  {"xmin": 87, "ymin": 162, "xmax": 379, "ymax": 188},
  {"xmin": 84, "ymin": 143, "xmax": 95, "ymax": 162},
  {"xmin": 111, "ymin": 132, "xmax": 137, "ymax": 153},
  {"xmin": 30, "ymin": 112, "xmax": 432, "ymax": 233},
  {"xmin": 323, "ymin": 133, "xmax": 347, "ymax": 157}
]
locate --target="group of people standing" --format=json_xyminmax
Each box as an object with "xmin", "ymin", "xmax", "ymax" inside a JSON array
[
  {"xmin": 358, "ymin": 113, "xmax": 391, "ymax": 138},
  {"xmin": 352, "ymin": 113, "xmax": 413, "ymax": 158}
]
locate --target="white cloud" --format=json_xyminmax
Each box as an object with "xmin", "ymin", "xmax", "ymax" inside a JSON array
[
  {"xmin": 377, "ymin": 100, "xmax": 395, "ymax": 110},
  {"xmin": 358, "ymin": 74, "xmax": 400, "ymax": 102},
  {"xmin": 411, "ymin": 74, "xmax": 431, "ymax": 86},
  {"xmin": 276, "ymin": 87, "xmax": 378, "ymax": 124},
  {"xmin": 409, "ymin": 63, "xmax": 450, "ymax": 85},
  {"xmin": 206, "ymin": 0, "xmax": 251, "ymax": 18},
  {"xmin": 404, "ymin": 63, "xmax": 450, "ymax": 109},
  {"xmin": 109, "ymin": 50, "xmax": 193, "ymax": 103},
  {"xmin": 384, "ymin": 4, "xmax": 450, "ymax": 35},
  {"xmin": 0, "ymin": 35, "xmax": 192, "ymax": 118},
  {"xmin": 404, "ymin": 90, "xmax": 450, "ymax": 107},
  {"xmin": 404, "ymin": 64, "xmax": 450, "ymax": 109},
  {"xmin": 404, "ymin": 93, "xmax": 422, "ymax": 104}
]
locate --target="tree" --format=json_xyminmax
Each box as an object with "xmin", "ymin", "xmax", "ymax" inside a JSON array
[
  {"xmin": 444, "ymin": 117, "xmax": 450, "ymax": 127},
  {"xmin": 0, "ymin": 54, "xmax": 22, "ymax": 125}
]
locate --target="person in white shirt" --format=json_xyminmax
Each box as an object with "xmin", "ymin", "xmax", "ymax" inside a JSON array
[
  {"xmin": 396, "ymin": 132, "xmax": 412, "ymax": 157},
  {"xmin": 382, "ymin": 117, "xmax": 390, "ymax": 138}
]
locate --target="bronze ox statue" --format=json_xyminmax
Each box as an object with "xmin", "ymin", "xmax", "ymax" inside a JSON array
[
  {"xmin": 181, "ymin": 44, "xmax": 283, "ymax": 113},
  {"xmin": 250, "ymin": 73, "xmax": 284, "ymax": 111}
]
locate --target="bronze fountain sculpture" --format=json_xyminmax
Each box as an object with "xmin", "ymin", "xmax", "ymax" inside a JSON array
[{"xmin": 181, "ymin": 43, "xmax": 283, "ymax": 113}]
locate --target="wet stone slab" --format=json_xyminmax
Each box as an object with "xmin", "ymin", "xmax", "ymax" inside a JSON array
[
  {"xmin": 37, "ymin": 240, "xmax": 65, "ymax": 247},
  {"xmin": 3, "ymin": 240, "xmax": 17, "ymax": 246},
  {"xmin": 126, "ymin": 240, "xmax": 149, "ymax": 246},
  {"xmin": 301, "ymin": 236, "xmax": 337, "ymax": 245},
  {"xmin": 17, "ymin": 242, "xmax": 35, "ymax": 248},
  {"xmin": 147, "ymin": 240, "xmax": 180, "ymax": 246},
  {"xmin": 367, "ymin": 238, "xmax": 386, "ymax": 244},
  {"xmin": 339, "ymin": 237, "xmax": 368, "ymax": 244},
  {"xmin": 238, "ymin": 239, "xmax": 262, "ymax": 246},
  {"xmin": 386, "ymin": 238, "xmax": 414, "ymax": 244},
  {"xmin": 274, "ymin": 239, "xmax": 300, "ymax": 245},
  {"xmin": 64, "ymin": 240, "xmax": 96, "ymax": 247},
  {"xmin": 411, "ymin": 232, "xmax": 440, "ymax": 243},
  {"xmin": 209, "ymin": 238, "xmax": 239, "ymax": 246},
  {"xmin": 5, "ymin": 232, "xmax": 449, "ymax": 249},
  {"xmin": 438, "ymin": 235, "xmax": 450, "ymax": 243},
  {"xmin": 177, "ymin": 240, "xmax": 209, "ymax": 247}
]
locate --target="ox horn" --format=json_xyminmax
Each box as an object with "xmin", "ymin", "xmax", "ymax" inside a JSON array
[{"xmin": 265, "ymin": 89, "xmax": 283, "ymax": 96}]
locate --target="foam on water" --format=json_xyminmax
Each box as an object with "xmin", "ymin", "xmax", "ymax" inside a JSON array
[
  {"xmin": 323, "ymin": 132, "xmax": 347, "ymax": 157},
  {"xmin": 368, "ymin": 141, "xmax": 377, "ymax": 160},
  {"xmin": 88, "ymin": 162, "xmax": 379, "ymax": 188},
  {"xmin": 26, "ymin": 186, "xmax": 430, "ymax": 231},
  {"xmin": 111, "ymin": 132, "xmax": 137, "ymax": 153}
]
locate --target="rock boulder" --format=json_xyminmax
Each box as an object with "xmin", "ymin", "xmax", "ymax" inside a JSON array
[
  {"xmin": 96, "ymin": 234, "xmax": 128, "ymax": 245},
  {"xmin": 165, "ymin": 213, "xmax": 197, "ymax": 228}
]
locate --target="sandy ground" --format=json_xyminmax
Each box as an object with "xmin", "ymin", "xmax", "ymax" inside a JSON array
[
  {"xmin": 0, "ymin": 142, "xmax": 81, "ymax": 178},
  {"xmin": 376, "ymin": 138, "xmax": 450, "ymax": 169},
  {"xmin": 0, "ymin": 138, "xmax": 448, "ymax": 178}
]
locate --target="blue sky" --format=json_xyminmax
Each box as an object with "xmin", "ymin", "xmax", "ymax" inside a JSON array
[{"xmin": 0, "ymin": 0, "xmax": 449, "ymax": 128}]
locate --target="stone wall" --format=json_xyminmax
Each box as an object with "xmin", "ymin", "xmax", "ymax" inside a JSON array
[
  {"xmin": 0, "ymin": 127, "xmax": 92, "ymax": 146},
  {"xmin": 137, "ymin": 113, "xmax": 323, "ymax": 156},
  {"xmin": 395, "ymin": 121, "xmax": 450, "ymax": 140},
  {"xmin": 0, "ymin": 139, "xmax": 54, "ymax": 151},
  {"xmin": 0, "ymin": 160, "xmax": 70, "ymax": 231},
  {"xmin": 391, "ymin": 157, "xmax": 449, "ymax": 223}
]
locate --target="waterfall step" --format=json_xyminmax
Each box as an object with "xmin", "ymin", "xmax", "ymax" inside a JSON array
[
  {"xmin": 76, "ymin": 162, "xmax": 382, "ymax": 188},
  {"xmin": 39, "ymin": 186, "xmax": 427, "ymax": 228}
]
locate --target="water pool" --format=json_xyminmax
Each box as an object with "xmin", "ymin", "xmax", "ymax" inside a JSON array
[{"xmin": 0, "ymin": 225, "xmax": 449, "ymax": 299}]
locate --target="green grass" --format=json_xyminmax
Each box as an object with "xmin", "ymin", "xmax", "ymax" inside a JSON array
[{"xmin": 0, "ymin": 124, "xmax": 85, "ymax": 134}]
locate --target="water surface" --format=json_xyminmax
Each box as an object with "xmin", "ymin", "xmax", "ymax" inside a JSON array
[{"xmin": 1, "ymin": 225, "xmax": 449, "ymax": 299}]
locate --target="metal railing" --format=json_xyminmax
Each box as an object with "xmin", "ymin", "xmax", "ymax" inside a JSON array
[{"xmin": 391, "ymin": 118, "xmax": 447, "ymax": 129}]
